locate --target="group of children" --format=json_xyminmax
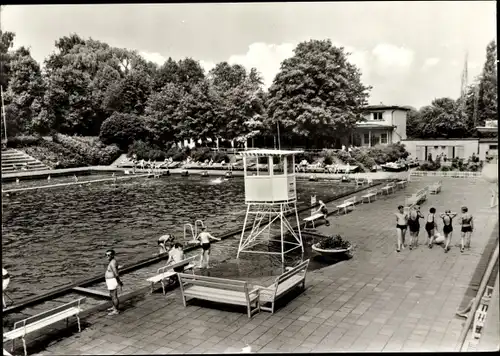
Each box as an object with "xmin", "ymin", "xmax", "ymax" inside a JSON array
[
  {"xmin": 395, "ymin": 205, "xmax": 474, "ymax": 253},
  {"xmin": 158, "ymin": 226, "xmax": 220, "ymax": 270}
]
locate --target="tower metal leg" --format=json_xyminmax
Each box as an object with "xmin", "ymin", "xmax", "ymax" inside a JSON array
[{"xmin": 237, "ymin": 205, "xmax": 251, "ymax": 259}]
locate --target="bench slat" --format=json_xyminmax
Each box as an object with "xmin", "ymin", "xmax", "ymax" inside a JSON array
[
  {"xmin": 182, "ymin": 279, "xmax": 246, "ymax": 292},
  {"xmin": 4, "ymin": 307, "xmax": 81, "ymax": 340},
  {"xmin": 304, "ymin": 213, "xmax": 323, "ymax": 222}
]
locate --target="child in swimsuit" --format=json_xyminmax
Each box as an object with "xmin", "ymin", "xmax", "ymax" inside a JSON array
[
  {"xmin": 196, "ymin": 226, "xmax": 220, "ymax": 268},
  {"xmin": 425, "ymin": 207, "xmax": 437, "ymax": 248},
  {"xmin": 395, "ymin": 205, "xmax": 408, "ymax": 252},
  {"xmin": 408, "ymin": 205, "xmax": 423, "ymax": 250},
  {"xmin": 460, "ymin": 206, "xmax": 474, "ymax": 253},
  {"xmin": 440, "ymin": 210, "xmax": 457, "ymax": 253}
]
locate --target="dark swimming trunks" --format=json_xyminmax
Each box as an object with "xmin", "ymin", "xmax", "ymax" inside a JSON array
[
  {"xmin": 425, "ymin": 222, "xmax": 435, "ymax": 231},
  {"xmin": 443, "ymin": 225, "xmax": 453, "ymax": 234},
  {"xmin": 201, "ymin": 242, "xmax": 211, "ymax": 251},
  {"xmin": 461, "ymin": 226, "xmax": 472, "ymax": 233},
  {"xmin": 396, "ymin": 224, "xmax": 407, "ymax": 230}
]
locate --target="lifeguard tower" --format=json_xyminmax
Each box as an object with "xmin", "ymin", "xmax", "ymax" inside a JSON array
[{"xmin": 236, "ymin": 149, "xmax": 304, "ymax": 263}]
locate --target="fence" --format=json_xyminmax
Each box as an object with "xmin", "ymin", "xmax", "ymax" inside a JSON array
[{"xmin": 410, "ymin": 171, "xmax": 482, "ymax": 178}]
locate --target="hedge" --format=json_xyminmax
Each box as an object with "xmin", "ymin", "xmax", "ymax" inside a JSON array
[
  {"xmin": 5, "ymin": 135, "xmax": 43, "ymax": 148},
  {"xmin": 54, "ymin": 134, "xmax": 122, "ymax": 166}
]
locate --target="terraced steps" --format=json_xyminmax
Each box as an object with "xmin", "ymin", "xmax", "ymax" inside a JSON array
[{"xmin": 1, "ymin": 149, "xmax": 49, "ymax": 173}]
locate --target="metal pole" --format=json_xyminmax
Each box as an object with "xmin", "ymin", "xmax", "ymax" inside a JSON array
[
  {"xmin": 455, "ymin": 242, "xmax": 499, "ymax": 351},
  {"xmin": 280, "ymin": 203, "xmax": 284, "ymax": 264},
  {"xmin": 1, "ymin": 85, "xmax": 7, "ymax": 143}
]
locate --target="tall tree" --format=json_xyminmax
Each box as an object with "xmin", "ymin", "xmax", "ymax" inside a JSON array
[
  {"xmin": 4, "ymin": 47, "xmax": 45, "ymax": 134},
  {"xmin": 265, "ymin": 39, "xmax": 371, "ymax": 148},
  {"xmin": 477, "ymin": 40, "xmax": 497, "ymax": 125},
  {"xmin": 208, "ymin": 62, "xmax": 247, "ymax": 91},
  {"xmin": 0, "ymin": 30, "xmax": 16, "ymax": 90}
]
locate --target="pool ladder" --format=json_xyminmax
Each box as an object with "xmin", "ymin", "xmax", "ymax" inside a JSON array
[{"xmin": 184, "ymin": 220, "xmax": 205, "ymax": 242}]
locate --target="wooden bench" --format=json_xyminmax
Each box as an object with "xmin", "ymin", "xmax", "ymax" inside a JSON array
[
  {"xmin": 147, "ymin": 255, "xmax": 199, "ymax": 294},
  {"xmin": 381, "ymin": 182, "xmax": 396, "ymax": 195},
  {"xmin": 404, "ymin": 187, "xmax": 428, "ymax": 208},
  {"xmin": 429, "ymin": 180, "xmax": 442, "ymax": 194},
  {"xmin": 361, "ymin": 190, "xmax": 377, "ymax": 204},
  {"xmin": 253, "ymin": 260, "xmax": 309, "ymax": 314},
  {"xmin": 3, "ymin": 298, "xmax": 85, "ymax": 356},
  {"xmin": 177, "ymin": 274, "xmax": 260, "ymax": 318},
  {"xmin": 303, "ymin": 213, "xmax": 325, "ymax": 229},
  {"xmin": 336, "ymin": 196, "xmax": 356, "ymax": 214}
]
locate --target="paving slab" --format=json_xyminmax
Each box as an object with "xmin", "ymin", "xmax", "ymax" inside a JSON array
[{"xmin": 24, "ymin": 176, "xmax": 498, "ymax": 354}]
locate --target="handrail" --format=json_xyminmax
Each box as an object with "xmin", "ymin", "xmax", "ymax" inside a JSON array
[
  {"xmin": 194, "ymin": 220, "xmax": 205, "ymax": 238},
  {"xmin": 455, "ymin": 242, "xmax": 499, "ymax": 351},
  {"xmin": 183, "ymin": 223, "xmax": 195, "ymax": 241}
]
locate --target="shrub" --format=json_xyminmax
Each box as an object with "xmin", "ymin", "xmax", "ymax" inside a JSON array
[
  {"xmin": 334, "ymin": 150, "xmax": 357, "ymax": 165},
  {"xmin": 99, "ymin": 113, "xmax": 149, "ymax": 151},
  {"xmin": 6, "ymin": 135, "xmax": 42, "ymax": 148},
  {"xmin": 323, "ymin": 155, "xmax": 333, "ymax": 165},
  {"xmin": 317, "ymin": 235, "xmax": 351, "ymax": 250},
  {"xmin": 295, "ymin": 151, "xmax": 320, "ymax": 164},
  {"xmin": 466, "ymin": 162, "xmax": 482, "ymax": 172},
  {"xmin": 351, "ymin": 148, "xmax": 377, "ymax": 170},
  {"xmin": 127, "ymin": 140, "xmax": 168, "ymax": 161},
  {"xmin": 54, "ymin": 134, "xmax": 121, "ymax": 166},
  {"xmin": 418, "ymin": 161, "xmax": 441, "ymax": 171},
  {"xmin": 190, "ymin": 147, "xmax": 212, "ymax": 162},
  {"xmin": 23, "ymin": 140, "xmax": 87, "ymax": 169},
  {"xmin": 440, "ymin": 165, "xmax": 454, "ymax": 172},
  {"xmin": 212, "ymin": 152, "xmax": 230, "ymax": 163},
  {"xmin": 366, "ymin": 146, "xmax": 389, "ymax": 164}
]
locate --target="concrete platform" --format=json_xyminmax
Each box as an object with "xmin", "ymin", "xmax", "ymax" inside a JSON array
[{"xmin": 9, "ymin": 177, "xmax": 499, "ymax": 354}]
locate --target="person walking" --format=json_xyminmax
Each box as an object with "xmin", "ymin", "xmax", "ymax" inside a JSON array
[
  {"xmin": 395, "ymin": 205, "xmax": 408, "ymax": 252},
  {"xmin": 408, "ymin": 205, "xmax": 423, "ymax": 250},
  {"xmin": 440, "ymin": 210, "xmax": 457, "ymax": 253},
  {"xmin": 196, "ymin": 227, "xmax": 220, "ymax": 268},
  {"xmin": 459, "ymin": 206, "xmax": 474, "ymax": 253},
  {"xmin": 425, "ymin": 207, "xmax": 437, "ymax": 248},
  {"xmin": 105, "ymin": 249, "xmax": 123, "ymax": 315}
]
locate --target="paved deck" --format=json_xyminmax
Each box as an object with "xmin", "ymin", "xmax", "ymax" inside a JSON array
[{"xmin": 17, "ymin": 177, "xmax": 498, "ymax": 354}]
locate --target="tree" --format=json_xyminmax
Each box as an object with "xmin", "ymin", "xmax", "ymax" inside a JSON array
[
  {"xmin": 103, "ymin": 69, "xmax": 152, "ymax": 115},
  {"xmin": 0, "ymin": 30, "xmax": 16, "ymax": 90},
  {"xmin": 265, "ymin": 39, "xmax": 371, "ymax": 148},
  {"xmin": 99, "ymin": 112, "xmax": 149, "ymax": 150},
  {"xmin": 4, "ymin": 47, "xmax": 45, "ymax": 134},
  {"xmin": 144, "ymin": 83, "xmax": 185, "ymax": 146},
  {"xmin": 406, "ymin": 108, "xmax": 421, "ymax": 139},
  {"xmin": 477, "ymin": 40, "xmax": 497, "ymax": 125},
  {"xmin": 412, "ymin": 98, "xmax": 468, "ymax": 138},
  {"xmin": 153, "ymin": 57, "xmax": 179, "ymax": 91},
  {"xmin": 208, "ymin": 62, "xmax": 247, "ymax": 91},
  {"xmin": 176, "ymin": 79, "xmax": 222, "ymax": 143}
]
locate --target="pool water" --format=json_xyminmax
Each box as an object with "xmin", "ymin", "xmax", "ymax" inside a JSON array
[{"xmin": 2, "ymin": 174, "xmax": 354, "ymax": 301}]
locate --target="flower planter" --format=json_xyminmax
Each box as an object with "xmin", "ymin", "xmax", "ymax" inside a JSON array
[{"xmin": 312, "ymin": 243, "xmax": 352, "ymax": 255}]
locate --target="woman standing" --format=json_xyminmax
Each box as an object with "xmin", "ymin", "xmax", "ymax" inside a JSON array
[
  {"xmin": 440, "ymin": 210, "xmax": 457, "ymax": 253},
  {"xmin": 460, "ymin": 206, "xmax": 474, "ymax": 253},
  {"xmin": 425, "ymin": 207, "xmax": 437, "ymax": 248},
  {"xmin": 395, "ymin": 205, "xmax": 408, "ymax": 252},
  {"xmin": 408, "ymin": 205, "xmax": 424, "ymax": 250}
]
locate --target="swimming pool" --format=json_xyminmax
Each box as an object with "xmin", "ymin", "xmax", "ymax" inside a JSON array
[{"xmin": 2, "ymin": 174, "xmax": 355, "ymax": 301}]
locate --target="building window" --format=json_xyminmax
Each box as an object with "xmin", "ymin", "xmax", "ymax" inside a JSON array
[
  {"xmin": 373, "ymin": 112, "xmax": 383, "ymax": 121},
  {"xmin": 489, "ymin": 145, "xmax": 498, "ymax": 150},
  {"xmin": 363, "ymin": 133, "xmax": 369, "ymax": 144},
  {"xmin": 380, "ymin": 133, "xmax": 388, "ymax": 144}
]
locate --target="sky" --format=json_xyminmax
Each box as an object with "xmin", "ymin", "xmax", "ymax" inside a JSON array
[{"xmin": 1, "ymin": 2, "xmax": 497, "ymax": 109}]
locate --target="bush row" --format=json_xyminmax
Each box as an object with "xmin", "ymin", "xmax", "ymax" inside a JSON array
[
  {"xmin": 5, "ymin": 135, "xmax": 43, "ymax": 148},
  {"xmin": 23, "ymin": 140, "xmax": 88, "ymax": 168},
  {"xmin": 53, "ymin": 133, "xmax": 122, "ymax": 166}
]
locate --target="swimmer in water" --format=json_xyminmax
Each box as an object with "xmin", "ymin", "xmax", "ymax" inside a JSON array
[
  {"xmin": 425, "ymin": 207, "xmax": 437, "ymax": 248},
  {"xmin": 408, "ymin": 205, "xmax": 424, "ymax": 250},
  {"xmin": 395, "ymin": 205, "xmax": 408, "ymax": 252},
  {"xmin": 440, "ymin": 210, "xmax": 457, "ymax": 253},
  {"xmin": 196, "ymin": 226, "xmax": 220, "ymax": 268},
  {"xmin": 459, "ymin": 206, "xmax": 474, "ymax": 253}
]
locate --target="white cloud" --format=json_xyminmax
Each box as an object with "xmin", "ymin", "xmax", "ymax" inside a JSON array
[
  {"xmin": 423, "ymin": 57, "xmax": 440, "ymax": 68},
  {"xmin": 228, "ymin": 42, "xmax": 296, "ymax": 88},
  {"xmin": 199, "ymin": 60, "xmax": 216, "ymax": 74},
  {"xmin": 139, "ymin": 51, "xmax": 166, "ymax": 66},
  {"xmin": 371, "ymin": 43, "xmax": 414, "ymax": 74}
]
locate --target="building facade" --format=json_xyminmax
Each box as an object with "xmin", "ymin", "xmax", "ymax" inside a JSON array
[{"xmin": 353, "ymin": 105, "xmax": 409, "ymax": 147}]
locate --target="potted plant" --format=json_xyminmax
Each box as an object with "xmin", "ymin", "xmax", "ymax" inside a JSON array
[{"xmin": 312, "ymin": 234, "xmax": 352, "ymax": 255}]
